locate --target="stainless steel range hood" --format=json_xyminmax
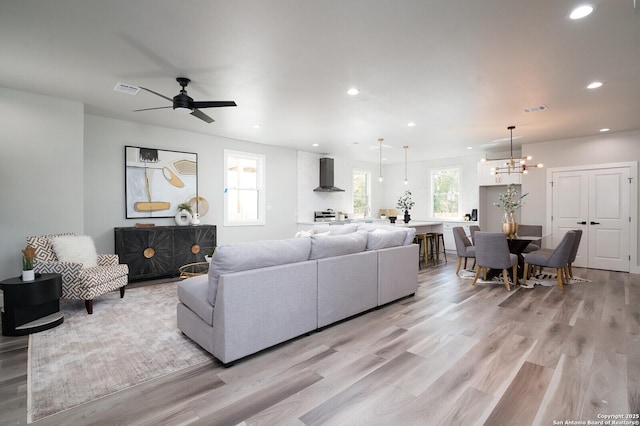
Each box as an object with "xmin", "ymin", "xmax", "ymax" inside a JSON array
[{"xmin": 313, "ymin": 158, "xmax": 345, "ymax": 192}]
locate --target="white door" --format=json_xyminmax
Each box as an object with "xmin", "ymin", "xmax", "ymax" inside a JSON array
[{"xmin": 552, "ymin": 166, "xmax": 630, "ymax": 272}]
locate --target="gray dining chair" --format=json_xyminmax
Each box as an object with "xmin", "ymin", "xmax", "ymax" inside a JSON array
[
  {"xmin": 566, "ymin": 229, "xmax": 583, "ymax": 278},
  {"xmin": 469, "ymin": 225, "xmax": 481, "ymax": 245},
  {"xmin": 517, "ymin": 224, "xmax": 542, "ymax": 253},
  {"xmin": 522, "ymin": 230, "xmax": 576, "ymax": 290},
  {"xmin": 472, "ymin": 232, "xmax": 518, "ymax": 291},
  {"xmin": 453, "ymin": 226, "xmax": 476, "ymax": 275}
]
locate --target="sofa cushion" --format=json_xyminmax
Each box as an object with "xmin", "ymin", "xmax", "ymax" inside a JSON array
[
  {"xmin": 178, "ymin": 275, "xmax": 214, "ymax": 325},
  {"xmin": 309, "ymin": 230, "xmax": 368, "ymax": 260},
  {"xmin": 366, "ymin": 228, "xmax": 407, "ymax": 250},
  {"xmin": 51, "ymin": 235, "xmax": 98, "ymax": 268},
  {"xmin": 207, "ymin": 238, "xmax": 312, "ymax": 306},
  {"xmin": 80, "ymin": 264, "xmax": 129, "ymax": 287},
  {"xmin": 327, "ymin": 224, "xmax": 358, "ymax": 235},
  {"xmin": 356, "ymin": 223, "xmax": 416, "ymax": 246}
]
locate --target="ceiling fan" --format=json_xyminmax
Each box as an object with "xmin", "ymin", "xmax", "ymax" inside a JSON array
[{"xmin": 134, "ymin": 77, "xmax": 237, "ymax": 123}]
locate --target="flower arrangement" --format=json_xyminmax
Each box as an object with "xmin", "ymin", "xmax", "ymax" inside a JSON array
[
  {"xmin": 494, "ymin": 184, "xmax": 528, "ymax": 213},
  {"xmin": 22, "ymin": 244, "xmax": 36, "ymax": 271},
  {"xmin": 397, "ymin": 190, "xmax": 415, "ymax": 212}
]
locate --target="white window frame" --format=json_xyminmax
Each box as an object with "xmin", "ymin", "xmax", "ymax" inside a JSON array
[
  {"xmin": 431, "ymin": 167, "xmax": 460, "ymax": 219},
  {"xmin": 224, "ymin": 149, "xmax": 266, "ymax": 226},
  {"xmin": 352, "ymin": 169, "xmax": 371, "ymax": 218}
]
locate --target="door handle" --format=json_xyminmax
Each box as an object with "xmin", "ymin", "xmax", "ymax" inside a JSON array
[
  {"xmin": 577, "ymin": 221, "xmax": 587, "ymax": 225},
  {"xmin": 590, "ymin": 221, "xmax": 600, "ymax": 225}
]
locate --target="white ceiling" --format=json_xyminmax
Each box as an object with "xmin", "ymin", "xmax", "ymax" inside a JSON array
[{"xmin": 1, "ymin": 0, "xmax": 639, "ymax": 164}]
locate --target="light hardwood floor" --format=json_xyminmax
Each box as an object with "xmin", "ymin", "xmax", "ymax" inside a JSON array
[{"xmin": 1, "ymin": 257, "xmax": 639, "ymax": 425}]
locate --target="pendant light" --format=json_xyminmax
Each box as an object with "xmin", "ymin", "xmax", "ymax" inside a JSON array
[
  {"xmin": 484, "ymin": 125, "xmax": 543, "ymax": 175},
  {"xmin": 378, "ymin": 138, "xmax": 384, "ymax": 182},
  {"xmin": 403, "ymin": 145, "xmax": 409, "ymax": 184}
]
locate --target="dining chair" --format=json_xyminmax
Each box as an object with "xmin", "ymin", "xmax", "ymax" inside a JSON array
[
  {"xmin": 452, "ymin": 226, "xmax": 476, "ymax": 275},
  {"xmin": 472, "ymin": 232, "xmax": 518, "ymax": 291},
  {"xmin": 517, "ymin": 224, "xmax": 542, "ymax": 253},
  {"xmin": 469, "ymin": 225, "xmax": 481, "ymax": 245},
  {"xmin": 566, "ymin": 229, "xmax": 583, "ymax": 278},
  {"xmin": 522, "ymin": 230, "xmax": 576, "ymax": 290}
]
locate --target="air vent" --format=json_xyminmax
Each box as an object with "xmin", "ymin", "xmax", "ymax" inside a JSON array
[
  {"xmin": 524, "ymin": 104, "xmax": 548, "ymax": 113},
  {"xmin": 113, "ymin": 83, "xmax": 141, "ymax": 95}
]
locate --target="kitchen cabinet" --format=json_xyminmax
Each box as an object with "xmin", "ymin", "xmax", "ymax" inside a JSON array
[
  {"xmin": 478, "ymin": 160, "xmax": 521, "ymax": 186},
  {"xmin": 114, "ymin": 225, "xmax": 216, "ymax": 281},
  {"xmin": 442, "ymin": 221, "xmax": 478, "ymax": 252}
]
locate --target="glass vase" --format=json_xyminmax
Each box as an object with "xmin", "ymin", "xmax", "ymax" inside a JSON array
[{"xmin": 502, "ymin": 211, "xmax": 518, "ymax": 239}]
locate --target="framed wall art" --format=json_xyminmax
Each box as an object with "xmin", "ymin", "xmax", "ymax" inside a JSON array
[{"xmin": 125, "ymin": 146, "xmax": 198, "ymax": 219}]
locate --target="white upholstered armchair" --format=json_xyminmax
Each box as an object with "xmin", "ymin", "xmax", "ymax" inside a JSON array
[{"xmin": 26, "ymin": 233, "xmax": 129, "ymax": 314}]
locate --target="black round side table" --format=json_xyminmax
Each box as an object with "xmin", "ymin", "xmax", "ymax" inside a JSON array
[{"xmin": 0, "ymin": 273, "xmax": 64, "ymax": 336}]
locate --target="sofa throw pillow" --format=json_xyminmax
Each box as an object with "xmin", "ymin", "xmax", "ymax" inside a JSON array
[
  {"xmin": 207, "ymin": 237, "xmax": 312, "ymax": 306},
  {"xmin": 366, "ymin": 228, "xmax": 407, "ymax": 250},
  {"xmin": 309, "ymin": 230, "xmax": 368, "ymax": 260},
  {"xmin": 50, "ymin": 235, "xmax": 99, "ymax": 268},
  {"xmin": 295, "ymin": 229, "xmax": 315, "ymax": 238}
]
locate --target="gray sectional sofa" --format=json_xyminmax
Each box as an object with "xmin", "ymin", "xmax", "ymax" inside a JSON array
[{"xmin": 176, "ymin": 225, "xmax": 418, "ymax": 364}]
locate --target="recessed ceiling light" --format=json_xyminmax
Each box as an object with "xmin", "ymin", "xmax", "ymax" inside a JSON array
[
  {"xmin": 347, "ymin": 88, "xmax": 359, "ymax": 96},
  {"xmin": 599, "ymin": 128, "xmax": 610, "ymax": 132},
  {"xmin": 587, "ymin": 81, "xmax": 603, "ymax": 89},
  {"xmin": 407, "ymin": 122, "xmax": 416, "ymax": 127},
  {"xmin": 252, "ymin": 124, "xmax": 261, "ymax": 128},
  {"xmin": 312, "ymin": 143, "xmax": 319, "ymax": 147},
  {"xmin": 569, "ymin": 5, "xmax": 594, "ymax": 20},
  {"xmin": 467, "ymin": 146, "xmax": 473, "ymax": 150}
]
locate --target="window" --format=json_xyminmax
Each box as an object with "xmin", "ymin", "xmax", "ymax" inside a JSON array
[
  {"xmin": 352, "ymin": 170, "xmax": 371, "ymax": 218},
  {"xmin": 224, "ymin": 150, "xmax": 265, "ymax": 226},
  {"xmin": 431, "ymin": 168, "xmax": 459, "ymax": 218}
]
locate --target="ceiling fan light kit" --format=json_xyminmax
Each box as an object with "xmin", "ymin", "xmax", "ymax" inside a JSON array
[
  {"xmin": 484, "ymin": 126, "xmax": 543, "ymax": 176},
  {"xmin": 133, "ymin": 77, "xmax": 237, "ymax": 123}
]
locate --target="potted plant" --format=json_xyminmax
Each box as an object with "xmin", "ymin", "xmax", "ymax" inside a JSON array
[
  {"xmin": 22, "ymin": 244, "xmax": 36, "ymax": 281},
  {"xmin": 397, "ymin": 190, "xmax": 415, "ymax": 224},
  {"xmin": 175, "ymin": 203, "xmax": 193, "ymax": 226},
  {"xmin": 493, "ymin": 184, "xmax": 528, "ymax": 238},
  {"xmin": 205, "ymin": 246, "xmax": 216, "ymax": 263}
]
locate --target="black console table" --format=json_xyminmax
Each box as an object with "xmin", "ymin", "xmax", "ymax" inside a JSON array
[
  {"xmin": 115, "ymin": 225, "xmax": 216, "ymax": 281},
  {"xmin": 0, "ymin": 273, "xmax": 64, "ymax": 336}
]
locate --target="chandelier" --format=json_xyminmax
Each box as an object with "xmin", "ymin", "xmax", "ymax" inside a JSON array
[
  {"xmin": 378, "ymin": 138, "xmax": 384, "ymax": 182},
  {"xmin": 483, "ymin": 125, "xmax": 543, "ymax": 175},
  {"xmin": 403, "ymin": 145, "xmax": 409, "ymax": 185}
]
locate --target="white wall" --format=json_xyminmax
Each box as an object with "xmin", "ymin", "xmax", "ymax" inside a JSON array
[
  {"xmin": 521, "ymin": 129, "xmax": 640, "ymax": 271},
  {"xmin": 296, "ymin": 151, "xmax": 383, "ymax": 222},
  {"xmin": 521, "ymin": 130, "xmax": 640, "ymax": 226},
  {"xmin": 380, "ymin": 153, "xmax": 480, "ymax": 221},
  {"xmin": 84, "ymin": 115, "xmax": 299, "ymax": 253},
  {"xmin": 4, "ymin": 85, "xmax": 640, "ymax": 275},
  {"xmin": 0, "ymin": 87, "xmax": 84, "ymax": 275}
]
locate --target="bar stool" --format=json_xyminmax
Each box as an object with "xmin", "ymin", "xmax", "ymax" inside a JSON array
[
  {"xmin": 414, "ymin": 233, "xmax": 434, "ymax": 267},
  {"xmin": 428, "ymin": 232, "xmax": 447, "ymax": 263}
]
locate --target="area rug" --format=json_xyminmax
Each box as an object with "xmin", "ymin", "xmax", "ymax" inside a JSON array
[
  {"xmin": 458, "ymin": 269, "xmax": 590, "ymax": 288},
  {"xmin": 27, "ymin": 281, "xmax": 212, "ymax": 423}
]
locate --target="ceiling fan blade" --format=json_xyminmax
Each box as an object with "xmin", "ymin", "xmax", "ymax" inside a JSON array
[
  {"xmin": 139, "ymin": 86, "xmax": 173, "ymax": 102},
  {"xmin": 133, "ymin": 106, "xmax": 172, "ymax": 112},
  {"xmin": 192, "ymin": 101, "xmax": 237, "ymax": 109},
  {"xmin": 191, "ymin": 108, "xmax": 215, "ymax": 123}
]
